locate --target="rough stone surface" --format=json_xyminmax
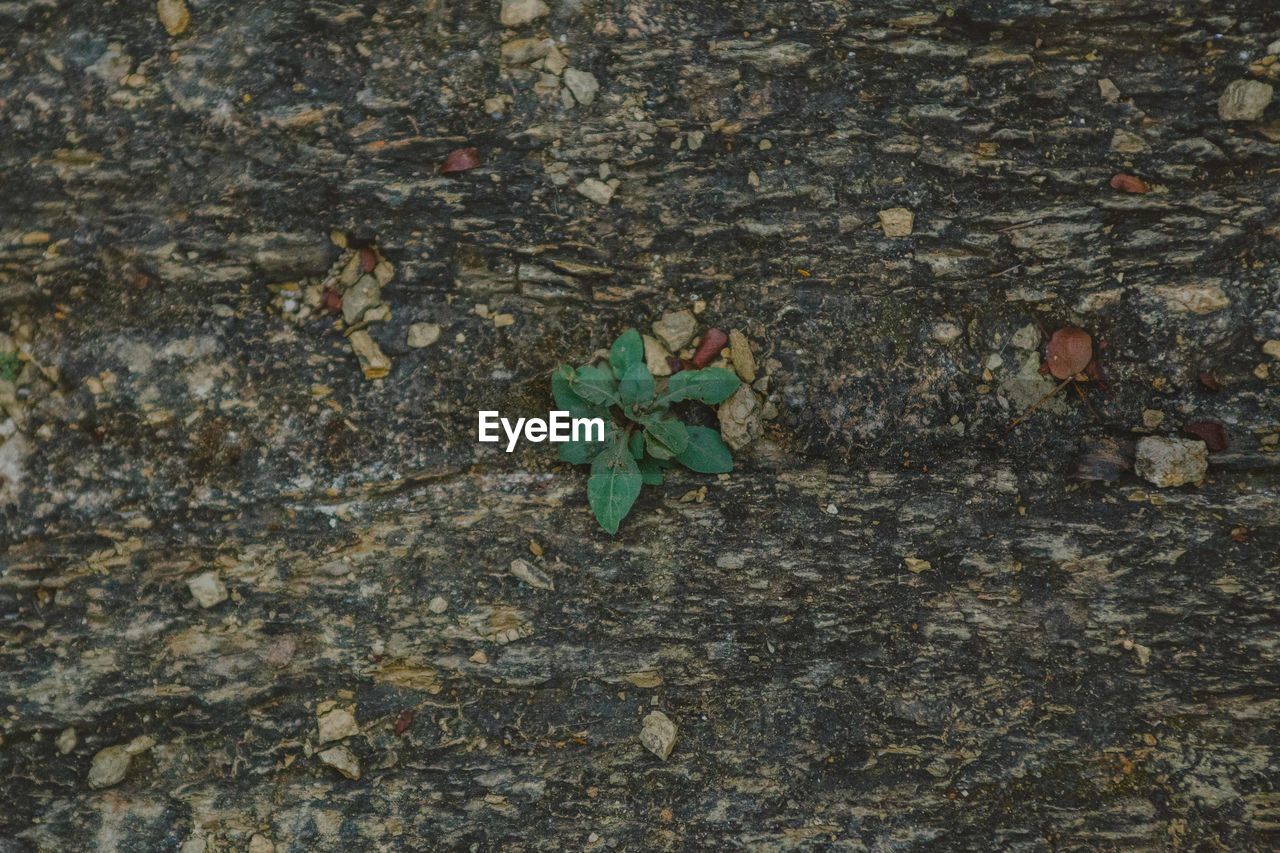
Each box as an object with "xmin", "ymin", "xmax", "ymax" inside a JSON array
[
  {"xmin": 317, "ymin": 746, "xmax": 361, "ymax": 780},
  {"xmin": 1135, "ymin": 436, "xmax": 1210, "ymax": 487},
  {"xmin": 651, "ymin": 310, "xmax": 697, "ymax": 352},
  {"xmin": 499, "ymin": 0, "xmax": 550, "ymax": 29},
  {"xmin": 86, "ymin": 746, "xmax": 133, "ymax": 790},
  {"xmin": 317, "ymin": 707, "xmax": 359, "ymax": 744},
  {"xmin": 563, "ymin": 68, "xmax": 600, "ymax": 106},
  {"xmin": 574, "ymin": 177, "xmax": 614, "ymax": 205},
  {"xmin": 878, "ymin": 206, "xmax": 914, "ymax": 237},
  {"xmin": 406, "ymin": 323, "xmax": 441, "ymax": 349},
  {"xmin": 718, "ymin": 384, "xmax": 764, "ymax": 451},
  {"xmin": 185, "ymin": 571, "xmax": 227, "ymax": 608},
  {"xmin": 1217, "ymin": 79, "xmax": 1274, "ymax": 121},
  {"xmin": 3, "ymin": 2, "xmax": 1280, "ymax": 850},
  {"xmin": 639, "ymin": 711, "xmax": 678, "ymax": 760}
]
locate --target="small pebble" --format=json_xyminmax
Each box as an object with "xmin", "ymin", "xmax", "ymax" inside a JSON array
[
  {"xmin": 1135, "ymin": 436, "xmax": 1208, "ymax": 487},
  {"xmin": 639, "ymin": 710, "xmax": 678, "ymax": 760},
  {"xmin": 186, "ymin": 572, "xmax": 227, "ymax": 608}
]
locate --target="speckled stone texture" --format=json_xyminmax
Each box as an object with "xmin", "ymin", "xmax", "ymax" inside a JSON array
[{"xmin": 2, "ymin": 0, "xmax": 1280, "ymax": 850}]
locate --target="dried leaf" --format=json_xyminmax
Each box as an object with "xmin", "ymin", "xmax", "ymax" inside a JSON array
[
  {"xmin": 690, "ymin": 328, "xmax": 728, "ymax": 368},
  {"xmin": 393, "ymin": 709, "xmax": 414, "ymax": 735},
  {"xmin": 1198, "ymin": 371, "xmax": 1222, "ymax": 392},
  {"xmin": 1045, "ymin": 327, "xmax": 1093, "ymax": 380},
  {"xmin": 440, "ymin": 147, "xmax": 482, "ymax": 174},
  {"xmin": 1109, "ymin": 173, "xmax": 1149, "ymax": 194},
  {"xmin": 1184, "ymin": 420, "xmax": 1228, "ymax": 452}
]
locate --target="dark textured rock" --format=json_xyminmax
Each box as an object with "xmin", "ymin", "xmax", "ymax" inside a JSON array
[{"xmin": 2, "ymin": 0, "xmax": 1279, "ymax": 850}]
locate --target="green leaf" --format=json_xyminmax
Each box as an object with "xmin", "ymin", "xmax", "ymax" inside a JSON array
[
  {"xmin": 637, "ymin": 457, "xmax": 663, "ymax": 486},
  {"xmin": 559, "ymin": 435, "xmax": 609, "ymax": 465},
  {"xmin": 609, "ymin": 328, "xmax": 644, "ymax": 377},
  {"xmin": 618, "ymin": 361, "xmax": 655, "ymax": 406},
  {"xmin": 644, "ymin": 431, "xmax": 675, "ymax": 459},
  {"xmin": 587, "ymin": 437, "xmax": 642, "ymax": 534},
  {"xmin": 552, "ymin": 366, "xmax": 605, "ymax": 420},
  {"xmin": 640, "ymin": 414, "xmax": 688, "ymax": 454},
  {"xmin": 674, "ymin": 425, "xmax": 733, "ymax": 473},
  {"xmin": 627, "ymin": 429, "xmax": 645, "ymax": 460},
  {"xmin": 657, "ymin": 367, "xmax": 741, "ymax": 405},
  {"xmin": 570, "ymin": 363, "xmax": 618, "ymax": 405}
]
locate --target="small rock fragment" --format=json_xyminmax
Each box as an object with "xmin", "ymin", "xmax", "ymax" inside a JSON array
[
  {"xmin": 317, "ymin": 707, "xmax": 359, "ymax": 743},
  {"xmin": 501, "ymin": 37, "xmax": 553, "ymax": 65},
  {"xmin": 575, "ymin": 178, "xmax": 615, "ymax": 205},
  {"xmin": 499, "ymin": 0, "xmax": 549, "ymax": 27},
  {"xmin": 247, "ymin": 835, "xmax": 275, "ymax": 853},
  {"xmin": 904, "ymin": 556, "xmax": 931, "ymax": 574},
  {"xmin": 342, "ymin": 274, "xmax": 381, "ymax": 325},
  {"xmin": 1262, "ymin": 340, "xmax": 1280, "ymax": 360},
  {"xmin": 718, "ymin": 384, "xmax": 763, "ymax": 450},
  {"xmin": 179, "ymin": 837, "xmax": 208, "ymax": 853},
  {"xmin": 1218, "ymin": 79, "xmax": 1273, "ymax": 121},
  {"xmin": 652, "ymin": 310, "xmax": 697, "ymax": 352},
  {"xmin": 1098, "ymin": 78, "xmax": 1120, "ymax": 102},
  {"xmin": 509, "ymin": 558, "xmax": 554, "ymax": 590},
  {"xmin": 563, "ymin": 68, "xmax": 600, "ymax": 106},
  {"xmin": 318, "ymin": 745, "xmax": 361, "ymax": 780},
  {"xmin": 728, "ymin": 329, "xmax": 756, "ymax": 382},
  {"xmin": 88, "ymin": 746, "xmax": 132, "ymax": 789},
  {"xmin": 639, "ymin": 711, "xmax": 677, "ymax": 760},
  {"xmin": 348, "ymin": 330, "xmax": 391, "ymax": 379},
  {"xmin": 156, "ymin": 0, "xmax": 189, "ymax": 36},
  {"xmin": 643, "ymin": 335, "xmax": 673, "ymax": 377},
  {"xmin": 1154, "ymin": 283, "xmax": 1229, "ymax": 315},
  {"xmin": 407, "ymin": 323, "xmax": 441, "ymax": 348},
  {"xmin": 930, "ymin": 322, "xmax": 962, "ymax": 345},
  {"xmin": 1110, "ymin": 129, "xmax": 1147, "ymax": 154},
  {"xmin": 427, "ymin": 595, "xmax": 449, "ymax": 614},
  {"xmin": 186, "ymin": 571, "xmax": 227, "ymax": 608},
  {"xmin": 878, "ymin": 207, "xmax": 914, "ymax": 237},
  {"xmin": 57, "ymin": 727, "xmax": 77, "ymax": 755},
  {"xmin": 1009, "ymin": 324, "xmax": 1039, "ymax": 350},
  {"xmin": 87, "ymin": 736, "xmax": 153, "ymax": 789},
  {"xmin": 1135, "ymin": 436, "xmax": 1208, "ymax": 487}
]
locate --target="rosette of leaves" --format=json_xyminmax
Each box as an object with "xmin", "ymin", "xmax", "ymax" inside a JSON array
[{"xmin": 552, "ymin": 328, "xmax": 741, "ymax": 533}]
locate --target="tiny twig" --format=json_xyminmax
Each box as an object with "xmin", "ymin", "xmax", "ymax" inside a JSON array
[
  {"xmin": 1005, "ymin": 375, "xmax": 1074, "ymax": 435},
  {"xmin": 1072, "ymin": 380, "xmax": 1101, "ymax": 421}
]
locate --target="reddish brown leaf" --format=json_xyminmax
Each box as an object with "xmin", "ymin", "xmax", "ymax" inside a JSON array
[
  {"xmin": 360, "ymin": 247, "xmax": 377, "ymax": 273},
  {"xmin": 1109, "ymin": 173, "xmax": 1149, "ymax": 194},
  {"xmin": 1044, "ymin": 327, "xmax": 1093, "ymax": 380},
  {"xmin": 690, "ymin": 328, "xmax": 728, "ymax": 368},
  {"xmin": 1198, "ymin": 371, "xmax": 1222, "ymax": 392},
  {"xmin": 393, "ymin": 709, "xmax": 414, "ymax": 736},
  {"xmin": 440, "ymin": 147, "xmax": 482, "ymax": 174},
  {"xmin": 1184, "ymin": 420, "xmax": 1228, "ymax": 452}
]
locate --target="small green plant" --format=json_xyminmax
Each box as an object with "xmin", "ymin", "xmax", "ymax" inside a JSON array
[
  {"xmin": 552, "ymin": 328, "xmax": 741, "ymax": 533},
  {"xmin": 0, "ymin": 351, "xmax": 19, "ymax": 383}
]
